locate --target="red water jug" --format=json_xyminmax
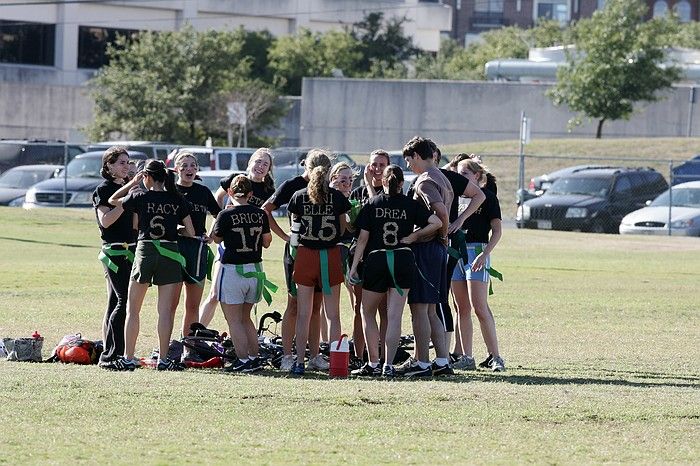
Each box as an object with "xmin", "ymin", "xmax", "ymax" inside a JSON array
[{"xmin": 329, "ymin": 334, "xmax": 349, "ymax": 378}]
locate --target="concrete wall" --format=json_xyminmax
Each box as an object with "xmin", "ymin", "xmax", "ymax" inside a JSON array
[
  {"xmin": 0, "ymin": 82, "xmax": 93, "ymax": 142},
  {"xmin": 299, "ymin": 78, "xmax": 699, "ymax": 152}
]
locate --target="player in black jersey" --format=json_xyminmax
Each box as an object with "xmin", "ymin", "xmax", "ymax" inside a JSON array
[
  {"xmin": 451, "ymin": 159, "xmax": 505, "ymax": 372},
  {"xmin": 109, "ymin": 160, "xmax": 195, "ymax": 371},
  {"xmin": 210, "ymin": 175, "xmax": 272, "ymax": 373},
  {"xmin": 214, "ymin": 148, "xmax": 276, "ymax": 209},
  {"xmin": 92, "ymin": 146, "xmax": 136, "ymax": 370},
  {"xmin": 261, "ymin": 149, "xmax": 330, "ymax": 372},
  {"xmin": 287, "ymin": 152, "xmax": 352, "ymax": 376},
  {"xmin": 348, "ymin": 149, "xmax": 390, "ymax": 365},
  {"xmin": 199, "ymin": 148, "xmax": 276, "ymax": 328},
  {"xmin": 349, "ymin": 165, "xmax": 441, "ymax": 377},
  {"xmin": 172, "ymin": 152, "xmax": 221, "ymax": 357}
]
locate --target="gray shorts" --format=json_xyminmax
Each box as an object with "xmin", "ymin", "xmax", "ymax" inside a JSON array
[
  {"xmin": 131, "ymin": 241, "xmax": 183, "ymax": 286},
  {"xmin": 218, "ymin": 263, "xmax": 263, "ymax": 305}
]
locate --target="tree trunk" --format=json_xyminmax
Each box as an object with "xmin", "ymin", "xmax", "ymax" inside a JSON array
[{"xmin": 596, "ymin": 118, "xmax": 606, "ymax": 139}]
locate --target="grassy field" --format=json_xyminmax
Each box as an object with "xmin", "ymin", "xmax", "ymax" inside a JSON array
[{"xmin": 0, "ymin": 206, "xmax": 698, "ymax": 464}]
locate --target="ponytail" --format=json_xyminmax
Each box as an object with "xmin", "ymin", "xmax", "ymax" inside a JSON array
[
  {"xmin": 383, "ymin": 164, "xmax": 404, "ymax": 196},
  {"xmin": 484, "ymin": 172, "xmax": 498, "ymax": 195},
  {"xmin": 308, "ymin": 165, "xmax": 330, "ymax": 205},
  {"xmin": 144, "ymin": 160, "xmax": 184, "ymax": 201}
]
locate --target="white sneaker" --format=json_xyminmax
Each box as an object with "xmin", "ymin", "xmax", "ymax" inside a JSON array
[
  {"xmin": 307, "ymin": 354, "xmax": 330, "ymax": 371},
  {"xmin": 280, "ymin": 354, "xmax": 295, "ymax": 371}
]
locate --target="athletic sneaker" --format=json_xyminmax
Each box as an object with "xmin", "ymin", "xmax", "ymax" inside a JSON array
[
  {"xmin": 280, "ymin": 354, "xmax": 295, "ymax": 371},
  {"xmin": 490, "ymin": 355, "xmax": 506, "ymax": 372},
  {"xmin": 382, "ymin": 365, "xmax": 397, "ymax": 379},
  {"xmin": 113, "ymin": 356, "xmax": 138, "ymax": 372},
  {"xmin": 98, "ymin": 359, "xmax": 119, "ymax": 371},
  {"xmin": 247, "ymin": 357, "xmax": 264, "ymax": 372},
  {"xmin": 431, "ymin": 361, "xmax": 454, "ymax": 377},
  {"xmin": 478, "ymin": 354, "xmax": 493, "ymax": 368},
  {"xmin": 349, "ymin": 356, "xmax": 364, "ymax": 371},
  {"xmin": 395, "ymin": 357, "xmax": 418, "ymax": 375},
  {"xmin": 290, "ymin": 362, "xmax": 305, "ymax": 376},
  {"xmin": 224, "ymin": 359, "xmax": 250, "ymax": 373},
  {"xmin": 307, "ymin": 354, "xmax": 330, "ymax": 371},
  {"xmin": 156, "ymin": 358, "xmax": 186, "ymax": 371},
  {"xmin": 403, "ymin": 364, "xmax": 432, "ymax": 378},
  {"xmin": 453, "ymin": 355, "xmax": 476, "ymax": 371},
  {"xmin": 351, "ymin": 363, "xmax": 381, "ymax": 377},
  {"xmin": 449, "ymin": 353, "xmax": 461, "ymax": 364}
]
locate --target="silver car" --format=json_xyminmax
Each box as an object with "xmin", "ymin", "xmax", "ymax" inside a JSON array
[{"xmin": 619, "ymin": 181, "xmax": 700, "ymax": 236}]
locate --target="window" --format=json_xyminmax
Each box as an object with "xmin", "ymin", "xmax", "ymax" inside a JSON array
[
  {"xmin": 673, "ymin": 0, "xmax": 691, "ymax": 22},
  {"xmin": 0, "ymin": 20, "xmax": 55, "ymax": 66},
  {"xmin": 78, "ymin": 26, "xmax": 139, "ymax": 69},
  {"xmin": 653, "ymin": 0, "xmax": 669, "ymax": 17},
  {"xmin": 613, "ymin": 176, "xmax": 633, "ymax": 198},
  {"xmin": 475, "ymin": 0, "xmax": 505, "ymax": 13},
  {"xmin": 536, "ymin": 0, "xmax": 570, "ymax": 23}
]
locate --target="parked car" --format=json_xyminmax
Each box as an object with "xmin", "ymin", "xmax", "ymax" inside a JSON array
[
  {"xmin": 516, "ymin": 167, "xmax": 668, "ymax": 233},
  {"xmin": 0, "ymin": 139, "xmax": 84, "ymax": 174},
  {"xmin": 0, "ymin": 164, "xmax": 62, "ymax": 206},
  {"xmin": 671, "ymin": 155, "xmax": 700, "ymax": 185},
  {"xmin": 516, "ymin": 164, "xmax": 614, "ymax": 205},
  {"xmin": 271, "ymin": 147, "xmax": 360, "ymax": 188},
  {"xmin": 86, "ymin": 141, "xmax": 177, "ymax": 161},
  {"xmin": 166, "ymin": 147, "xmax": 256, "ymax": 171},
  {"xmin": 24, "ymin": 151, "xmax": 147, "ymax": 208},
  {"xmin": 619, "ymin": 181, "xmax": 700, "ymax": 236},
  {"xmin": 195, "ymin": 169, "xmax": 246, "ymax": 194}
]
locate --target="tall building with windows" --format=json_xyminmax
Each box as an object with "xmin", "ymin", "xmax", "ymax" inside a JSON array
[
  {"xmin": 0, "ymin": 0, "xmax": 451, "ymax": 86},
  {"xmin": 445, "ymin": 0, "xmax": 696, "ymax": 45}
]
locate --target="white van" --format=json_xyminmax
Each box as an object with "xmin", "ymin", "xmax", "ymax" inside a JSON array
[{"xmin": 166, "ymin": 147, "xmax": 256, "ymax": 171}]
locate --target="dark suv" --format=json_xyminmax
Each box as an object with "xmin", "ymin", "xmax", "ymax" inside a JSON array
[
  {"xmin": 0, "ymin": 140, "xmax": 85, "ymax": 174},
  {"xmin": 516, "ymin": 167, "xmax": 668, "ymax": 233}
]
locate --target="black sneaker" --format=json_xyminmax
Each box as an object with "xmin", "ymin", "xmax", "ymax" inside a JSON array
[
  {"xmin": 382, "ymin": 365, "xmax": 397, "ymax": 378},
  {"xmin": 246, "ymin": 357, "xmax": 264, "ymax": 372},
  {"xmin": 431, "ymin": 362, "xmax": 454, "ymax": 376},
  {"xmin": 351, "ymin": 363, "xmax": 381, "ymax": 377},
  {"xmin": 157, "ymin": 358, "xmax": 186, "ymax": 371},
  {"xmin": 403, "ymin": 364, "xmax": 432, "ymax": 378},
  {"xmin": 349, "ymin": 356, "xmax": 364, "ymax": 371},
  {"xmin": 449, "ymin": 353, "xmax": 462, "ymax": 364},
  {"xmin": 290, "ymin": 362, "xmax": 305, "ymax": 376},
  {"xmin": 113, "ymin": 356, "xmax": 138, "ymax": 372},
  {"xmin": 98, "ymin": 359, "xmax": 119, "ymax": 371},
  {"xmin": 478, "ymin": 354, "xmax": 493, "ymax": 368}
]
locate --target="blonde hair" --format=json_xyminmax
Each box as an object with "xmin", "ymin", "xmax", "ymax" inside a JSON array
[
  {"xmin": 330, "ymin": 161, "xmax": 354, "ymax": 181},
  {"xmin": 174, "ymin": 151, "xmax": 197, "ymax": 168},
  {"xmin": 458, "ymin": 159, "xmax": 491, "ymax": 186},
  {"xmin": 305, "ymin": 149, "xmax": 332, "ymax": 205},
  {"xmin": 247, "ymin": 147, "xmax": 274, "ymax": 192}
]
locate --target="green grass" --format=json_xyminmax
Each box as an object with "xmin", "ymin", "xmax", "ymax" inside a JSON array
[{"xmin": 1, "ymin": 207, "xmax": 699, "ymax": 464}]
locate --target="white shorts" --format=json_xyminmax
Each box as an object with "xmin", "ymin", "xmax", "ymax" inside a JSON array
[{"xmin": 218, "ymin": 263, "xmax": 263, "ymax": 305}]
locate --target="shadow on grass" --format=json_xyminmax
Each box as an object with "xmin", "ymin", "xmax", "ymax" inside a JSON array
[{"xmin": 0, "ymin": 236, "xmax": 93, "ymax": 249}]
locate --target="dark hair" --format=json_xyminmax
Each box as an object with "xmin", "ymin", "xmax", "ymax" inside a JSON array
[
  {"xmin": 101, "ymin": 146, "xmax": 129, "ymax": 180},
  {"xmin": 383, "ymin": 164, "xmax": 404, "ymax": 196},
  {"xmin": 144, "ymin": 160, "xmax": 182, "ymax": 201},
  {"xmin": 369, "ymin": 149, "xmax": 390, "ymax": 165},
  {"xmin": 425, "ymin": 139, "xmax": 440, "ymax": 163},
  {"xmin": 402, "ymin": 136, "xmax": 433, "ymax": 161},
  {"xmin": 484, "ymin": 173, "xmax": 498, "ymax": 195},
  {"xmin": 229, "ymin": 174, "xmax": 253, "ymax": 199}
]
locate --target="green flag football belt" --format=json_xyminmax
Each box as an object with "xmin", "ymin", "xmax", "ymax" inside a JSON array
[
  {"xmin": 98, "ymin": 242, "xmax": 135, "ymax": 273},
  {"xmin": 234, "ymin": 262, "xmax": 279, "ymax": 306},
  {"xmin": 367, "ymin": 247, "xmax": 412, "ymax": 296}
]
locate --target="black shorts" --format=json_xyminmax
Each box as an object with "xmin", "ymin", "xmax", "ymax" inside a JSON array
[
  {"xmin": 131, "ymin": 241, "xmax": 183, "ymax": 286},
  {"xmin": 362, "ymin": 248, "xmax": 415, "ymax": 294},
  {"xmin": 408, "ymin": 240, "xmax": 448, "ymax": 304},
  {"xmin": 178, "ymin": 236, "xmax": 208, "ymax": 285}
]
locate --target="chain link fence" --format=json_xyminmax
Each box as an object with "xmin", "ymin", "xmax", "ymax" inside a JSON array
[{"xmin": 475, "ymin": 152, "xmax": 700, "ymax": 236}]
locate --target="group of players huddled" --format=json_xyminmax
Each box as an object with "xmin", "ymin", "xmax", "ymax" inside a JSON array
[{"xmin": 92, "ymin": 136, "xmax": 505, "ymax": 377}]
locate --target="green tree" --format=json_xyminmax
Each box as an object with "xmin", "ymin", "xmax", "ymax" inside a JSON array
[
  {"xmin": 548, "ymin": 0, "xmax": 680, "ymax": 138},
  {"xmin": 351, "ymin": 12, "xmax": 419, "ymax": 77},
  {"xmin": 268, "ymin": 29, "xmax": 361, "ymax": 95},
  {"xmin": 87, "ymin": 26, "xmax": 263, "ymax": 144}
]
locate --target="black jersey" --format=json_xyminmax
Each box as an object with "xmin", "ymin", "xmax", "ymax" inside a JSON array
[
  {"xmin": 220, "ymin": 176, "xmax": 275, "ymax": 208},
  {"xmin": 176, "ymin": 182, "xmax": 221, "ymax": 236},
  {"xmin": 463, "ymin": 188, "xmax": 501, "ymax": 243},
  {"xmin": 441, "ymin": 169, "xmax": 469, "ymax": 222},
  {"xmin": 267, "ymin": 175, "xmax": 307, "ymax": 209},
  {"xmin": 355, "ymin": 193, "xmax": 431, "ymax": 258},
  {"xmin": 287, "ymin": 187, "xmax": 352, "ymax": 250},
  {"xmin": 213, "ymin": 204, "xmax": 270, "ymax": 265},
  {"xmin": 92, "ymin": 180, "xmax": 136, "ymax": 244},
  {"xmin": 122, "ymin": 190, "xmax": 191, "ymax": 241},
  {"xmin": 350, "ymin": 184, "xmax": 383, "ymax": 206}
]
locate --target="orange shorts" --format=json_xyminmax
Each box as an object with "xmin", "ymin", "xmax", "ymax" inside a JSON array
[{"xmin": 293, "ymin": 246, "xmax": 344, "ymax": 289}]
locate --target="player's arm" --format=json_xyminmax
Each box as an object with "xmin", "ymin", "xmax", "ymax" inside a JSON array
[
  {"xmin": 449, "ymin": 180, "xmax": 485, "ymax": 233},
  {"xmin": 262, "ymin": 200, "xmax": 289, "ymax": 242}
]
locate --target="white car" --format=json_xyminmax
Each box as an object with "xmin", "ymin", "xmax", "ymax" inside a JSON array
[{"xmin": 619, "ymin": 181, "xmax": 700, "ymax": 236}]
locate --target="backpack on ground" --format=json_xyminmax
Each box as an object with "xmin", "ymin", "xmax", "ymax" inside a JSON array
[{"xmin": 47, "ymin": 333, "xmax": 103, "ymax": 365}]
